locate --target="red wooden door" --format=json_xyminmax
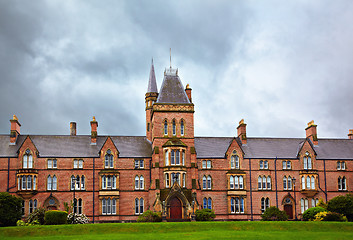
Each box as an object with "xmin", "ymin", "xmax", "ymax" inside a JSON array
[
  {"xmin": 284, "ymin": 205, "xmax": 293, "ymax": 219},
  {"xmin": 170, "ymin": 197, "xmax": 182, "ymax": 219}
]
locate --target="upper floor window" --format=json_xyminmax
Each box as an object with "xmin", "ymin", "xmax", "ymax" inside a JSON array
[
  {"xmin": 203, "ymin": 197, "xmax": 212, "ymax": 209},
  {"xmin": 135, "ymin": 198, "xmax": 144, "ymax": 215},
  {"xmin": 282, "ymin": 160, "xmax": 291, "ymax": 170},
  {"xmin": 71, "ymin": 175, "xmax": 85, "ymax": 190},
  {"xmin": 165, "ymin": 150, "xmax": 169, "ymax": 166},
  {"xmin": 172, "ymin": 119, "xmax": 176, "ymax": 136},
  {"xmin": 164, "ymin": 120, "xmax": 168, "ymax": 135},
  {"xmin": 202, "ymin": 160, "xmax": 212, "ymax": 169},
  {"xmin": 47, "ymin": 175, "xmax": 57, "ymax": 191},
  {"xmin": 258, "ymin": 176, "xmax": 271, "ymax": 190},
  {"xmin": 135, "ymin": 159, "xmax": 144, "ymax": 169},
  {"xmin": 165, "ymin": 173, "xmax": 170, "ymax": 188},
  {"xmin": 338, "ymin": 176, "xmax": 347, "ymax": 191},
  {"xmin": 102, "ymin": 175, "xmax": 117, "ymax": 190},
  {"xmin": 102, "ymin": 198, "xmax": 117, "ymax": 215},
  {"xmin": 303, "ymin": 152, "xmax": 312, "ymax": 170},
  {"xmin": 105, "ymin": 150, "xmax": 113, "ymax": 168},
  {"xmin": 135, "ymin": 175, "xmax": 144, "ymax": 190},
  {"xmin": 337, "ymin": 161, "xmax": 346, "ymax": 170},
  {"xmin": 18, "ymin": 175, "xmax": 36, "ymax": 191},
  {"xmin": 229, "ymin": 175, "xmax": 244, "ymax": 190},
  {"xmin": 231, "ymin": 151, "xmax": 239, "ymax": 169},
  {"xmin": 180, "ymin": 120, "xmax": 184, "ymax": 136},
  {"xmin": 23, "ymin": 149, "xmax": 33, "ymax": 169},
  {"xmin": 74, "ymin": 159, "xmax": 83, "ymax": 169},
  {"xmin": 230, "ymin": 197, "xmax": 244, "ymax": 214},
  {"xmin": 283, "ymin": 176, "xmax": 292, "ymax": 190},
  {"xmin": 260, "ymin": 160, "xmax": 268, "ymax": 169},
  {"xmin": 202, "ymin": 175, "xmax": 212, "ymax": 190},
  {"xmin": 301, "ymin": 175, "xmax": 316, "ymax": 190},
  {"xmin": 168, "ymin": 150, "xmax": 184, "ymax": 166},
  {"xmin": 48, "ymin": 159, "xmax": 57, "ymax": 169},
  {"xmin": 261, "ymin": 197, "xmax": 270, "ymax": 213}
]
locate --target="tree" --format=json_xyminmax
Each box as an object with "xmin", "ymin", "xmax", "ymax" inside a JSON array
[
  {"xmin": 327, "ymin": 194, "xmax": 353, "ymax": 221},
  {"xmin": 0, "ymin": 192, "xmax": 23, "ymax": 226}
]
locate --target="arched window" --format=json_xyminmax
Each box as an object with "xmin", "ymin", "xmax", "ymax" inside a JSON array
[
  {"xmin": 140, "ymin": 198, "xmax": 144, "ymax": 214},
  {"xmin": 27, "ymin": 176, "xmax": 32, "ymax": 189},
  {"xmin": 207, "ymin": 175, "xmax": 212, "ymax": 189},
  {"xmin": 301, "ymin": 176, "xmax": 305, "ymax": 190},
  {"xmin": 176, "ymin": 150, "xmax": 180, "ymax": 165},
  {"xmin": 306, "ymin": 176, "xmax": 310, "ymax": 189},
  {"xmin": 183, "ymin": 173, "xmax": 186, "ymax": 187},
  {"xmin": 258, "ymin": 176, "xmax": 262, "ymax": 189},
  {"xmin": 171, "ymin": 150, "xmax": 175, "ymax": 165},
  {"xmin": 230, "ymin": 176, "xmax": 234, "ymax": 189},
  {"xmin": 203, "ymin": 176, "xmax": 207, "ymax": 189},
  {"xmin": 234, "ymin": 176, "xmax": 239, "ymax": 189},
  {"xmin": 343, "ymin": 177, "xmax": 347, "ymax": 190},
  {"xmin": 287, "ymin": 176, "xmax": 292, "ymax": 190},
  {"xmin": 105, "ymin": 150, "xmax": 113, "ymax": 168},
  {"xmin": 182, "ymin": 150, "xmax": 185, "ymax": 165},
  {"xmin": 240, "ymin": 198, "xmax": 244, "ymax": 213},
  {"xmin": 259, "ymin": 160, "xmax": 263, "ymax": 169},
  {"xmin": 239, "ymin": 176, "xmax": 244, "ymax": 189},
  {"xmin": 102, "ymin": 176, "xmax": 106, "ymax": 189},
  {"xmin": 311, "ymin": 176, "xmax": 315, "ymax": 189},
  {"xmin": 303, "ymin": 157, "xmax": 307, "ymax": 169},
  {"xmin": 208, "ymin": 198, "xmax": 212, "ymax": 209},
  {"xmin": 267, "ymin": 176, "xmax": 271, "ymax": 189},
  {"xmin": 71, "ymin": 175, "xmax": 75, "ymax": 190},
  {"xmin": 261, "ymin": 198, "xmax": 269, "ymax": 213},
  {"xmin": 73, "ymin": 198, "xmax": 82, "ymax": 214},
  {"xmin": 231, "ymin": 150, "xmax": 239, "ymax": 169},
  {"xmin": 135, "ymin": 176, "xmax": 139, "ymax": 190},
  {"xmin": 172, "ymin": 119, "xmax": 176, "ymax": 135},
  {"xmin": 81, "ymin": 176, "xmax": 85, "ymax": 189},
  {"xmin": 47, "ymin": 176, "xmax": 52, "ymax": 190},
  {"xmin": 165, "ymin": 173, "xmax": 170, "ymax": 188},
  {"xmin": 23, "ymin": 149, "xmax": 32, "ymax": 169},
  {"xmin": 307, "ymin": 156, "xmax": 312, "ymax": 169},
  {"xmin": 76, "ymin": 175, "xmax": 80, "ymax": 189},
  {"xmin": 140, "ymin": 176, "xmax": 144, "ymax": 190},
  {"xmin": 203, "ymin": 198, "xmax": 207, "ymax": 209},
  {"xmin": 283, "ymin": 176, "xmax": 287, "ymax": 190},
  {"xmin": 180, "ymin": 120, "xmax": 184, "ymax": 136},
  {"xmin": 135, "ymin": 198, "xmax": 139, "ymax": 214},
  {"xmin": 53, "ymin": 175, "xmax": 57, "ymax": 190},
  {"xmin": 165, "ymin": 150, "xmax": 169, "ymax": 166},
  {"xmin": 300, "ymin": 198, "xmax": 304, "ymax": 213},
  {"xmin": 33, "ymin": 176, "xmax": 36, "ymax": 190},
  {"xmin": 164, "ymin": 120, "xmax": 168, "ymax": 135},
  {"xmin": 262, "ymin": 176, "xmax": 266, "ymax": 189}
]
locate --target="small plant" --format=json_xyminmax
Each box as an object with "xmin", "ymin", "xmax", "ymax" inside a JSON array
[
  {"xmin": 67, "ymin": 213, "xmax": 90, "ymax": 224},
  {"xmin": 195, "ymin": 209, "xmax": 216, "ymax": 221},
  {"xmin": 137, "ymin": 210, "xmax": 162, "ymax": 222},
  {"xmin": 302, "ymin": 207, "xmax": 326, "ymax": 221},
  {"xmin": 27, "ymin": 208, "xmax": 46, "ymax": 225},
  {"xmin": 261, "ymin": 206, "xmax": 288, "ymax": 221},
  {"xmin": 44, "ymin": 210, "xmax": 68, "ymax": 225},
  {"xmin": 16, "ymin": 220, "xmax": 26, "ymax": 226}
]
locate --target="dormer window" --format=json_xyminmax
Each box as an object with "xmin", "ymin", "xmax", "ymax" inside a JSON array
[
  {"xmin": 105, "ymin": 150, "xmax": 114, "ymax": 168},
  {"xmin": 231, "ymin": 151, "xmax": 239, "ymax": 169},
  {"xmin": 23, "ymin": 149, "xmax": 33, "ymax": 169},
  {"xmin": 303, "ymin": 152, "xmax": 312, "ymax": 170}
]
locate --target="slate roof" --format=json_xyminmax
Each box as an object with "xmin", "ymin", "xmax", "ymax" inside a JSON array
[
  {"xmin": 156, "ymin": 70, "xmax": 190, "ymax": 104},
  {"xmin": 194, "ymin": 137, "xmax": 233, "ymax": 158}
]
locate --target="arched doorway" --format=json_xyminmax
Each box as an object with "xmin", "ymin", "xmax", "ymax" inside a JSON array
[
  {"xmin": 169, "ymin": 197, "xmax": 182, "ymax": 219},
  {"xmin": 283, "ymin": 197, "xmax": 294, "ymax": 219}
]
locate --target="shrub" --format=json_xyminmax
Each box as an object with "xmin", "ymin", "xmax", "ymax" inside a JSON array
[
  {"xmin": 0, "ymin": 192, "xmax": 23, "ymax": 227},
  {"xmin": 316, "ymin": 198, "xmax": 327, "ymax": 209},
  {"xmin": 44, "ymin": 210, "xmax": 68, "ymax": 225},
  {"xmin": 261, "ymin": 206, "xmax": 288, "ymax": 221},
  {"xmin": 27, "ymin": 208, "xmax": 46, "ymax": 225},
  {"xmin": 314, "ymin": 211, "xmax": 347, "ymax": 222},
  {"xmin": 67, "ymin": 213, "xmax": 90, "ymax": 224},
  {"xmin": 302, "ymin": 207, "xmax": 326, "ymax": 221},
  {"xmin": 195, "ymin": 209, "xmax": 216, "ymax": 221},
  {"xmin": 16, "ymin": 220, "xmax": 26, "ymax": 226},
  {"xmin": 327, "ymin": 194, "xmax": 353, "ymax": 221},
  {"xmin": 137, "ymin": 210, "xmax": 162, "ymax": 222}
]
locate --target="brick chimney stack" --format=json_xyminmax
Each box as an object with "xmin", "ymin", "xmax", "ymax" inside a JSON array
[
  {"xmin": 348, "ymin": 129, "xmax": 353, "ymax": 139},
  {"xmin": 185, "ymin": 84, "xmax": 192, "ymax": 102},
  {"xmin": 70, "ymin": 122, "xmax": 77, "ymax": 136},
  {"xmin": 10, "ymin": 115, "xmax": 21, "ymax": 144},
  {"xmin": 305, "ymin": 120, "xmax": 318, "ymax": 145},
  {"xmin": 237, "ymin": 119, "xmax": 247, "ymax": 145},
  {"xmin": 90, "ymin": 116, "xmax": 98, "ymax": 145}
]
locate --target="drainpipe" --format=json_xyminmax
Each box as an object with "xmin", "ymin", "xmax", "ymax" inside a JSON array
[
  {"xmin": 150, "ymin": 159, "xmax": 152, "ymax": 185},
  {"xmin": 249, "ymin": 158, "xmax": 253, "ymax": 221},
  {"xmin": 93, "ymin": 157, "xmax": 95, "ymax": 223},
  {"xmin": 275, "ymin": 157, "xmax": 278, "ymax": 208},
  {"xmin": 323, "ymin": 159, "xmax": 328, "ymax": 202},
  {"xmin": 7, "ymin": 157, "xmax": 10, "ymax": 192}
]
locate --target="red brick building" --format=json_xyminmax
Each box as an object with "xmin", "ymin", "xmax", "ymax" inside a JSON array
[{"xmin": 1, "ymin": 62, "xmax": 352, "ymax": 222}]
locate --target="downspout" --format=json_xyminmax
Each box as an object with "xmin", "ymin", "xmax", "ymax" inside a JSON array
[
  {"xmin": 7, "ymin": 157, "xmax": 10, "ymax": 192},
  {"xmin": 323, "ymin": 159, "xmax": 328, "ymax": 202},
  {"xmin": 93, "ymin": 157, "xmax": 95, "ymax": 223},
  {"xmin": 249, "ymin": 158, "xmax": 253, "ymax": 221},
  {"xmin": 150, "ymin": 159, "xmax": 152, "ymax": 185},
  {"xmin": 275, "ymin": 157, "xmax": 278, "ymax": 208}
]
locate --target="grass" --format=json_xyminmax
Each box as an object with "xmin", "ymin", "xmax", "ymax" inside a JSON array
[{"xmin": 1, "ymin": 221, "xmax": 353, "ymax": 240}]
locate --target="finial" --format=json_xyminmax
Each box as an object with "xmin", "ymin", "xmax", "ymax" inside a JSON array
[
  {"xmin": 13, "ymin": 115, "xmax": 18, "ymax": 121},
  {"xmin": 308, "ymin": 120, "xmax": 315, "ymax": 127},
  {"xmin": 186, "ymin": 84, "xmax": 190, "ymax": 89},
  {"xmin": 239, "ymin": 119, "xmax": 245, "ymax": 125},
  {"xmin": 93, "ymin": 116, "xmax": 96, "ymax": 121},
  {"xmin": 170, "ymin": 48, "xmax": 172, "ymax": 69},
  {"xmin": 152, "ymin": 58, "xmax": 153, "ymax": 65},
  {"xmin": 349, "ymin": 129, "xmax": 353, "ymax": 134}
]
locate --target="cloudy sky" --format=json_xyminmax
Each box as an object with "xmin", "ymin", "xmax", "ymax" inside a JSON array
[{"xmin": 0, "ymin": 0, "xmax": 352, "ymax": 139}]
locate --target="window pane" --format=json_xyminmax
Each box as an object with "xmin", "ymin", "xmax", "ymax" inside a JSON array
[
  {"xmin": 53, "ymin": 176, "xmax": 57, "ymax": 190},
  {"xmin": 230, "ymin": 176, "xmax": 234, "ymax": 189},
  {"xmin": 140, "ymin": 199, "xmax": 144, "ymax": 213},
  {"xmin": 165, "ymin": 150, "xmax": 169, "ymax": 166},
  {"xmin": 47, "ymin": 176, "xmax": 52, "ymax": 190},
  {"xmin": 74, "ymin": 160, "xmax": 78, "ymax": 168},
  {"xmin": 239, "ymin": 176, "xmax": 243, "ymax": 189},
  {"xmin": 171, "ymin": 151, "xmax": 175, "ymax": 165},
  {"xmin": 23, "ymin": 155, "xmax": 28, "ymax": 168},
  {"xmin": 181, "ymin": 120, "xmax": 184, "ymax": 136},
  {"xmin": 260, "ymin": 160, "xmax": 263, "ymax": 169},
  {"xmin": 234, "ymin": 176, "xmax": 239, "ymax": 189},
  {"xmin": 135, "ymin": 199, "xmax": 139, "ymax": 214},
  {"xmin": 28, "ymin": 155, "xmax": 33, "ymax": 168},
  {"xmin": 287, "ymin": 161, "xmax": 291, "ymax": 169},
  {"xmin": 282, "ymin": 161, "xmax": 286, "ymax": 169},
  {"xmin": 208, "ymin": 198, "xmax": 212, "ymax": 209},
  {"xmin": 203, "ymin": 198, "xmax": 207, "ymax": 209},
  {"xmin": 203, "ymin": 176, "xmax": 206, "ymax": 189},
  {"xmin": 207, "ymin": 160, "xmax": 211, "ymax": 169},
  {"xmin": 202, "ymin": 160, "xmax": 206, "ymax": 169},
  {"xmin": 176, "ymin": 150, "xmax": 180, "ymax": 165},
  {"xmin": 140, "ymin": 176, "xmax": 144, "ymax": 189},
  {"xmin": 140, "ymin": 160, "xmax": 144, "ymax": 168},
  {"xmin": 48, "ymin": 160, "xmax": 52, "ymax": 168},
  {"xmin": 53, "ymin": 159, "xmax": 57, "ymax": 168},
  {"xmin": 283, "ymin": 177, "xmax": 287, "ymax": 190},
  {"xmin": 79, "ymin": 160, "xmax": 83, "ymax": 168},
  {"xmin": 102, "ymin": 199, "xmax": 106, "ymax": 214},
  {"xmin": 135, "ymin": 176, "xmax": 139, "ymax": 189}
]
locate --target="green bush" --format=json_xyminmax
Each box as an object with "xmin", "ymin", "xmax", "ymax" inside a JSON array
[
  {"xmin": 327, "ymin": 194, "xmax": 353, "ymax": 221},
  {"xmin": 0, "ymin": 192, "xmax": 23, "ymax": 227},
  {"xmin": 261, "ymin": 206, "xmax": 288, "ymax": 221},
  {"xmin": 44, "ymin": 210, "xmax": 68, "ymax": 225},
  {"xmin": 302, "ymin": 207, "xmax": 326, "ymax": 221},
  {"xmin": 195, "ymin": 209, "xmax": 216, "ymax": 221},
  {"xmin": 137, "ymin": 210, "xmax": 162, "ymax": 222},
  {"xmin": 323, "ymin": 212, "xmax": 347, "ymax": 222},
  {"xmin": 27, "ymin": 208, "xmax": 46, "ymax": 225}
]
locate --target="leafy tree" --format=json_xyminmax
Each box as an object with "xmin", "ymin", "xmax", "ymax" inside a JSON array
[
  {"xmin": 261, "ymin": 206, "xmax": 288, "ymax": 221},
  {"xmin": 195, "ymin": 209, "xmax": 215, "ymax": 221},
  {"xmin": 327, "ymin": 194, "xmax": 353, "ymax": 221},
  {"xmin": 0, "ymin": 192, "xmax": 23, "ymax": 227}
]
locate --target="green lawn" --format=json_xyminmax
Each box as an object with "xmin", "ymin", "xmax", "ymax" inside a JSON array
[{"xmin": 1, "ymin": 221, "xmax": 353, "ymax": 240}]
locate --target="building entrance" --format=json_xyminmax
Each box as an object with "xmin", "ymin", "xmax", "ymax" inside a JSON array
[
  {"xmin": 284, "ymin": 204, "xmax": 293, "ymax": 219},
  {"xmin": 169, "ymin": 197, "xmax": 182, "ymax": 219}
]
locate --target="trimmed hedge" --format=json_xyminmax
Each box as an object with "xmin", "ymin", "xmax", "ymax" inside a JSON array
[
  {"xmin": 195, "ymin": 209, "xmax": 215, "ymax": 221},
  {"xmin": 44, "ymin": 210, "xmax": 68, "ymax": 225},
  {"xmin": 302, "ymin": 207, "xmax": 325, "ymax": 221}
]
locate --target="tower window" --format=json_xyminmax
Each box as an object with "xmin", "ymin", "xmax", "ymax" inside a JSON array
[
  {"xmin": 164, "ymin": 120, "xmax": 168, "ymax": 135},
  {"xmin": 172, "ymin": 119, "xmax": 176, "ymax": 135},
  {"xmin": 181, "ymin": 120, "xmax": 184, "ymax": 136}
]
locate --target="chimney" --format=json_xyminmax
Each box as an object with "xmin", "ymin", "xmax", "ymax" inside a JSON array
[
  {"xmin": 305, "ymin": 120, "xmax": 318, "ymax": 145},
  {"xmin": 185, "ymin": 84, "xmax": 192, "ymax": 102},
  {"xmin": 237, "ymin": 119, "xmax": 247, "ymax": 145},
  {"xmin": 348, "ymin": 129, "xmax": 353, "ymax": 139},
  {"xmin": 70, "ymin": 122, "xmax": 77, "ymax": 136},
  {"xmin": 90, "ymin": 116, "xmax": 98, "ymax": 145},
  {"xmin": 10, "ymin": 115, "xmax": 21, "ymax": 144}
]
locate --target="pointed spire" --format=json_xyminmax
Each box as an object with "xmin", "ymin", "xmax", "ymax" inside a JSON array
[{"xmin": 147, "ymin": 58, "xmax": 158, "ymax": 93}]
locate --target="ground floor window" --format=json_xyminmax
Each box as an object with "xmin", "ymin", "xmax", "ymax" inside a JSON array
[
  {"xmin": 102, "ymin": 198, "xmax": 117, "ymax": 215},
  {"xmin": 203, "ymin": 197, "xmax": 212, "ymax": 209},
  {"xmin": 300, "ymin": 198, "xmax": 309, "ymax": 213},
  {"xmin": 135, "ymin": 198, "xmax": 144, "ymax": 215},
  {"xmin": 230, "ymin": 197, "xmax": 244, "ymax": 214},
  {"xmin": 74, "ymin": 198, "xmax": 82, "ymax": 214}
]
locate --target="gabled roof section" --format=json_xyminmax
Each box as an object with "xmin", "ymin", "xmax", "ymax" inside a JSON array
[
  {"xmin": 296, "ymin": 138, "xmax": 317, "ymax": 157},
  {"xmin": 110, "ymin": 136, "xmax": 152, "ymax": 158},
  {"xmin": 314, "ymin": 139, "xmax": 353, "ymax": 159},
  {"xmin": 156, "ymin": 68, "xmax": 190, "ymax": 104},
  {"xmin": 0, "ymin": 135, "xmax": 26, "ymax": 157},
  {"xmin": 162, "ymin": 138, "xmax": 187, "ymax": 147},
  {"xmin": 147, "ymin": 59, "xmax": 158, "ymax": 93}
]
